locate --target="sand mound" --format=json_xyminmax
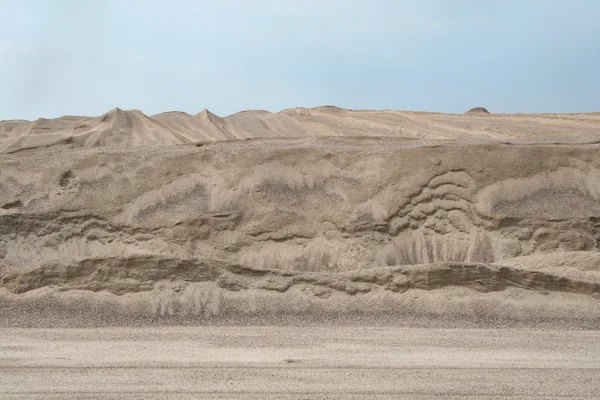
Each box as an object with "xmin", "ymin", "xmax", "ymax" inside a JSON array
[
  {"xmin": 1, "ymin": 107, "xmax": 600, "ymax": 326},
  {"xmin": 3, "ymin": 106, "xmax": 600, "ymax": 153},
  {"xmin": 465, "ymin": 107, "xmax": 490, "ymax": 114}
]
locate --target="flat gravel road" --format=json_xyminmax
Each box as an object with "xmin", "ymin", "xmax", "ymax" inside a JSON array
[{"xmin": 1, "ymin": 326, "xmax": 599, "ymax": 399}]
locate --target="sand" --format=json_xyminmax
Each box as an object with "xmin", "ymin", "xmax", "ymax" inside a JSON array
[
  {"xmin": 2, "ymin": 107, "xmax": 600, "ymax": 154},
  {"xmin": 1, "ymin": 106, "xmax": 599, "ymax": 396},
  {"xmin": 1, "ymin": 326, "xmax": 599, "ymax": 398}
]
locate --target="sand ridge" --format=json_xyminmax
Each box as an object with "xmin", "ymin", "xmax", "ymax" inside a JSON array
[
  {"xmin": 1, "ymin": 108, "xmax": 600, "ymax": 326},
  {"xmin": 2, "ymin": 106, "xmax": 600, "ymax": 153}
]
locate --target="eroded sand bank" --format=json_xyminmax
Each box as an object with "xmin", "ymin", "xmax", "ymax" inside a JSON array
[{"xmin": 1, "ymin": 108, "xmax": 600, "ymax": 326}]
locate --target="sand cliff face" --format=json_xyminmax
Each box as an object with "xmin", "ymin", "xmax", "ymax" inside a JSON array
[{"xmin": 1, "ymin": 108, "xmax": 600, "ymax": 326}]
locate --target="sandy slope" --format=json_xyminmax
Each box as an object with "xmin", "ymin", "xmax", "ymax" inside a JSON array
[
  {"xmin": 2, "ymin": 106, "xmax": 600, "ymax": 153},
  {"xmin": 1, "ymin": 108, "xmax": 600, "ymax": 326}
]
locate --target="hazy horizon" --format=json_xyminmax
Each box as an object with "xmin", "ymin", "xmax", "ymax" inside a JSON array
[{"xmin": 1, "ymin": 0, "xmax": 598, "ymax": 120}]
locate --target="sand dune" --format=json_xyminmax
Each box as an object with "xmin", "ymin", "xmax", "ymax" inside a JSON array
[
  {"xmin": 2, "ymin": 106, "xmax": 600, "ymax": 153},
  {"xmin": 1, "ymin": 108, "xmax": 600, "ymax": 326}
]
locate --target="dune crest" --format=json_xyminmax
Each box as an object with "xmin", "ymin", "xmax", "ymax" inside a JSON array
[{"xmin": 2, "ymin": 107, "xmax": 600, "ymax": 153}]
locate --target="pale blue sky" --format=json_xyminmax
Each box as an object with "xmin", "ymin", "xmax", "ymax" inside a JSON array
[{"xmin": 1, "ymin": 0, "xmax": 598, "ymax": 120}]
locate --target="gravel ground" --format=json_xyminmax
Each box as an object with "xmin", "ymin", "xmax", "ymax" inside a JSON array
[{"xmin": 1, "ymin": 326, "xmax": 599, "ymax": 399}]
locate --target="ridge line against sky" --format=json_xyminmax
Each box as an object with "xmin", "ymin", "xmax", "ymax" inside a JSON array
[{"xmin": 1, "ymin": 0, "xmax": 599, "ymax": 120}]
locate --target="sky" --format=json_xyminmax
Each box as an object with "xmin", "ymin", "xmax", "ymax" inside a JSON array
[{"xmin": 0, "ymin": 0, "xmax": 599, "ymax": 120}]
